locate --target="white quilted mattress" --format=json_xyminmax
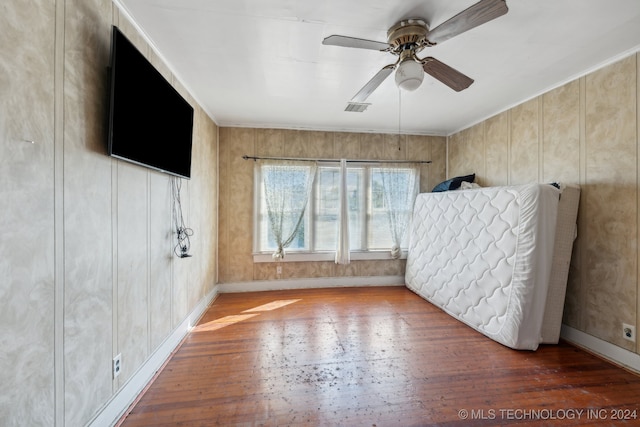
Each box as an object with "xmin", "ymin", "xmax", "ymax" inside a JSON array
[{"xmin": 405, "ymin": 184, "xmax": 561, "ymax": 350}]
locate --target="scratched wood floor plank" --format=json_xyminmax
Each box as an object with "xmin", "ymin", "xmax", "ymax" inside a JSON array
[{"xmin": 118, "ymin": 287, "xmax": 640, "ymax": 426}]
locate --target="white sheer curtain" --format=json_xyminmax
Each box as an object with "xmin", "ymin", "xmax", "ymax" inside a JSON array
[
  {"xmin": 380, "ymin": 164, "xmax": 420, "ymax": 259},
  {"xmin": 335, "ymin": 159, "xmax": 350, "ymax": 265},
  {"xmin": 261, "ymin": 160, "xmax": 317, "ymax": 260}
]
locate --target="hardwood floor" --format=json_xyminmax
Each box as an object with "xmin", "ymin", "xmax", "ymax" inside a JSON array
[{"xmin": 119, "ymin": 287, "xmax": 640, "ymax": 426}]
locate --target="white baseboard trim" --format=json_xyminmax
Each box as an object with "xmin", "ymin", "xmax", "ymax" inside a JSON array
[
  {"xmin": 217, "ymin": 275, "xmax": 406, "ymax": 293},
  {"xmin": 561, "ymin": 324, "xmax": 640, "ymax": 374},
  {"xmin": 88, "ymin": 287, "xmax": 219, "ymax": 427}
]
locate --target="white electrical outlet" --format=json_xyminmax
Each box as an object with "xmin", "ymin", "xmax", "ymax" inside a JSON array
[
  {"xmin": 113, "ymin": 353, "xmax": 122, "ymax": 379},
  {"xmin": 622, "ymin": 323, "xmax": 636, "ymax": 342},
  {"xmin": 276, "ymin": 265, "xmax": 282, "ymax": 275}
]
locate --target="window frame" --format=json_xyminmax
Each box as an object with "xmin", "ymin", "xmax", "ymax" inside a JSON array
[{"xmin": 252, "ymin": 161, "xmax": 417, "ymax": 263}]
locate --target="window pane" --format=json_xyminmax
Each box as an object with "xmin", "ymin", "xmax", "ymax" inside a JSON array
[
  {"xmin": 347, "ymin": 169, "xmax": 364, "ymax": 251},
  {"xmin": 314, "ymin": 167, "xmax": 339, "ymax": 250},
  {"xmin": 314, "ymin": 167, "xmax": 365, "ymax": 251},
  {"xmin": 258, "ymin": 184, "xmax": 272, "ymax": 250},
  {"xmin": 258, "ymin": 165, "xmax": 310, "ymax": 252},
  {"xmin": 368, "ymin": 169, "xmax": 394, "ymax": 249}
]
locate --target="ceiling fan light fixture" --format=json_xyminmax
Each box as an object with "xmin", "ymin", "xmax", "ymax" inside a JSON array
[{"xmin": 395, "ymin": 59, "xmax": 424, "ymax": 91}]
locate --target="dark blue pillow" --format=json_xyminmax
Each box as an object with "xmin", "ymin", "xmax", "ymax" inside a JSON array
[{"xmin": 432, "ymin": 173, "xmax": 475, "ymax": 192}]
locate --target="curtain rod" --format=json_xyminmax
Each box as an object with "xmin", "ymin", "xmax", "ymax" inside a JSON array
[{"xmin": 242, "ymin": 155, "xmax": 431, "ymax": 164}]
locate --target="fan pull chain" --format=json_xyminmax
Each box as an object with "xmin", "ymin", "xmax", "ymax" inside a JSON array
[{"xmin": 398, "ymin": 88, "xmax": 402, "ymax": 151}]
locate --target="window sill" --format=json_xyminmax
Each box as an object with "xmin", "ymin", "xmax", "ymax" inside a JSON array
[{"xmin": 252, "ymin": 250, "xmax": 408, "ymax": 263}]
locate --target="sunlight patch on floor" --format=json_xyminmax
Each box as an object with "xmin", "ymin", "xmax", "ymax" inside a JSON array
[
  {"xmin": 192, "ymin": 314, "xmax": 259, "ymax": 332},
  {"xmin": 243, "ymin": 299, "xmax": 302, "ymax": 313},
  {"xmin": 192, "ymin": 299, "xmax": 302, "ymax": 332}
]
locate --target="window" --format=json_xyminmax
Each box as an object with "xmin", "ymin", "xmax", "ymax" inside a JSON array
[
  {"xmin": 254, "ymin": 161, "xmax": 419, "ymax": 261},
  {"xmin": 256, "ymin": 161, "xmax": 316, "ymax": 259}
]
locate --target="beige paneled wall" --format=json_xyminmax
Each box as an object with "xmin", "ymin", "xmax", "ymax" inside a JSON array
[
  {"xmin": 484, "ymin": 111, "xmax": 510, "ymax": 186},
  {"xmin": 510, "ymin": 98, "xmax": 540, "ymax": 184},
  {"xmin": 447, "ymin": 53, "xmax": 639, "ymax": 356},
  {"xmin": 582, "ymin": 56, "xmax": 637, "ymax": 345},
  {"xmin": 0, "ymin": 0, "xmax": 56, "ymax": 424},
  {"xmin": 218, "ymin": 128, "xmax": 446, "ymax": 285},
  {"xmin": 0, "ymin": 1, "xmax": 218, "ymax": 425},
  {"xmin": 542, "ymin": 81, "xmax": 580, "ymax": 184}
]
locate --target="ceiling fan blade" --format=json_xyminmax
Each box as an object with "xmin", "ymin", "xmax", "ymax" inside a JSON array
[
  {"xmin": 351, "ymin": 65, "xmax": 395, "ymax": 103},
  {"xmin": 426, "ymin": 0, "xmax": 508, "ymax": 45},
  {"xmin": 422, "ymin": 58, "xmax": 474, "ymax": 92},
  {"xmin": 323, "ymin": 35, "xmax": 390, "ymax": 51}
]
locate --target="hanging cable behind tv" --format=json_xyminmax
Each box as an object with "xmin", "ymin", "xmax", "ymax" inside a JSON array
[{"xmin": 172, "ymin": 177, "xmax": 193, "ymax": 258}]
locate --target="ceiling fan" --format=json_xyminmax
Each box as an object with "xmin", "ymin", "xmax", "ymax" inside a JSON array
[{"xmin": 322, "ymin": 0, "xmax": 508, "ymax": 108}]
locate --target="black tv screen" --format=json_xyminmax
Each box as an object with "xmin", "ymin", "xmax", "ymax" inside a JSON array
[{"xmin": 107, "ymin": 26, "xmax": 194, "ymax": 179}]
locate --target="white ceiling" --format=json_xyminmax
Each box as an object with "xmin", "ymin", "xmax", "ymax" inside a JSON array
[{"xmin": 116, "ymin": 0, "xmax": 640, "ymax": 136}]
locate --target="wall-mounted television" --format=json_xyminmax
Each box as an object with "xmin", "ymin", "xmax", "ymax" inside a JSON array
[{"xmin": 107, "ymin": 26, "xmax": 194, "ymax": 179}]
